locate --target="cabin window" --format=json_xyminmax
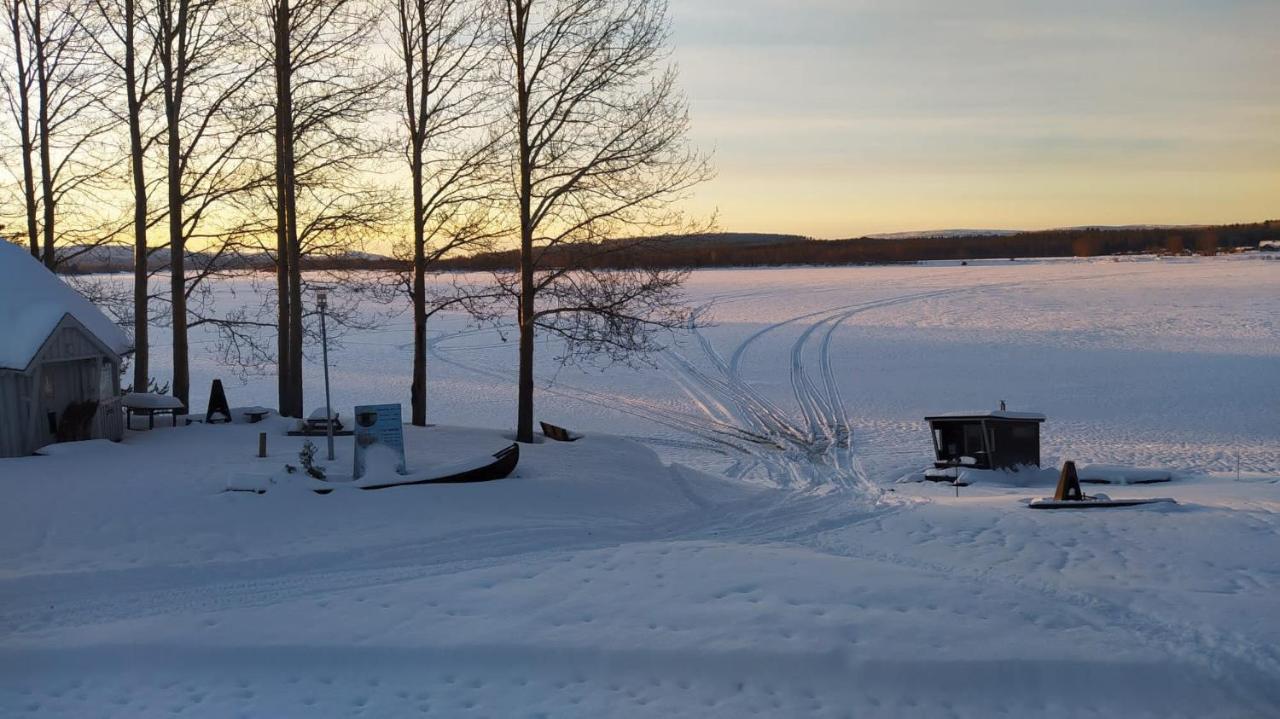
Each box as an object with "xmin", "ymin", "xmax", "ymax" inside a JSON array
[
  {"xmin": 963, "ymin": 424, "xmax": 985, "ymax": 457},
  {"xmin": 42, "ymin": 373, "xmax": 55, "ymax": 400}
]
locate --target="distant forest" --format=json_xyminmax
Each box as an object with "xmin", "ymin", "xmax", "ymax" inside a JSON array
[
  {"xmin": 45, "ymin": 220, "xmax": 1280, "ymax": 273},
  {"xmin": 439, "ymin": 221, "xmax": 1280, "ymax": 271}
]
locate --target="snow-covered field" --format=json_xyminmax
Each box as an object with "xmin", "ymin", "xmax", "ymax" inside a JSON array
[{"xmin": 2, "ymin": 255, "xmax": 1278, "ymax": 717}]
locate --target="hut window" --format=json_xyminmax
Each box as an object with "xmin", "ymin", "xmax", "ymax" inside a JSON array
[
  {"xmin": 962, "ymin": 424, "xmax": 985, "ymax": 456},
  {"xmin": 42, "ymin": 373, "xmax": 55, "ymax": 400}
]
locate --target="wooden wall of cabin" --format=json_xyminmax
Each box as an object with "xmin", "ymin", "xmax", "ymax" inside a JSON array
[
  {"xmin": 0, "ymin": 371, "xmax": 35, "ymax": 458},
  {"xmin": 20, "ymin": 319, "xmax": 124, "ymax": 454}
]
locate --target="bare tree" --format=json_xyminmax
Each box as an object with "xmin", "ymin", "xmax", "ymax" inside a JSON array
[
  {"xmin": 268, "ymin": 0, "xmax": 298, "ymax": 416},
  {"xmin": 150, "ymin": 0, "xmax": 268, "ymax": 407},
  {"xmin": 84, "ymin": 0, "xmax": 163, "ymax": 390},
  {"xmin": 263, "ymin": 0, "xmax": 396, "ymax": 417},
  {"xmin": 392, "ymin": 0, "xmax": 503, "ymax": 425},
  {"xmin": 2, "ymin": 0, "xmax": 116, "ymax": 270},
  {"xmin": 492, "ymin": 0, "xmax": 711, "ymax": 442}
]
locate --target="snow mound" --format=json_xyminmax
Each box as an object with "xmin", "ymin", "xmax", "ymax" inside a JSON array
[
  {"xmin": 33, "ymin": 439, "xmax": 120, "ymax": 456},
  {"xmin": 921, "ymin": 464, "xmax": 1061, "ymax": 487},
  {"xmin": 0, "ymin": 240, "xmax": 131, "ymax": 369},
  {"xmin": 1079, "ymin": 464, "xmax": 1173, "ymax": 484}
]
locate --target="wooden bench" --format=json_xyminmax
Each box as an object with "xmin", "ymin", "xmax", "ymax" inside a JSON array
[{"xmin": 540, "ymin": 422, "xmax": 581, "ymax": 442}]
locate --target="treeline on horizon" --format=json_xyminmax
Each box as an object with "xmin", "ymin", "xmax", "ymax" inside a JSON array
[
  {"xmin": 48, "ymin": 220, "xmax": 1280, "ymax": 274},
  {"xmin": 435, "ymin": 220, "xmax": 1280, "ymax": 271}
]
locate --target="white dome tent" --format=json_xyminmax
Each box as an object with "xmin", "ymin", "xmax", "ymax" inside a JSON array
[{"xmin": 0, "ymin": 240, "xmax": 132, "ymax": 457}]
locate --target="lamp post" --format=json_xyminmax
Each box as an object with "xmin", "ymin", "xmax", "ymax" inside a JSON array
[{"xmin": 317, "ymin": 289, "xmax": 335, "ymax": 461}]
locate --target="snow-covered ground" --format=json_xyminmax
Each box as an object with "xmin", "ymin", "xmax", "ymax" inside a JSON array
[{"xmin": 2, "ymin": 254, "xmax": 1278, "ymax": 717}]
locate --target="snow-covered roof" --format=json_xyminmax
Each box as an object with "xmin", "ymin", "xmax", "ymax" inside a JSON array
[
  {"xmin": 0, "ymin": 240, "xmax": 132, "ymax": 370},
  {"xmin": 925, "ymin": 410, "xmax": 1046, "ymax": 422}
]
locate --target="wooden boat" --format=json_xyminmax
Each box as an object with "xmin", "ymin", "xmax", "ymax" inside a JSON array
[
  {"xmin": 351, "ymin": 443, "xmax": 519, "ymax": 490},
  {"xmin": 227, "ymin": 443, "xmax": 519, "ymax": 495}
]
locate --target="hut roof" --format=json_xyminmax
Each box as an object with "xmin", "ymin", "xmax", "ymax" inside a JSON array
[
  {"xmin": 0, "ymin": 240, "xmax": 131, "ymax": 370},
  {"xmin": 925, "ymin": 410, "xmax": 1046, "ymax": 422}
]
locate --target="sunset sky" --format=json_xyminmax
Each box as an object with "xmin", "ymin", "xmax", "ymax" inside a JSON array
[{"xmin": 670, "ymin": 0, "xmax": 1280, "ymax": 238}]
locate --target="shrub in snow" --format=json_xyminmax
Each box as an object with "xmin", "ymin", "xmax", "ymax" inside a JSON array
[{"xmin": 298, "ymin": 441, "xmax": 326, "ymax": 480}]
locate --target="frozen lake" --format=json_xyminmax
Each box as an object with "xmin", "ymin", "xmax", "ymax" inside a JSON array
[{"xmin": 161, "ymin": 253, "xmax": 1279, "ymax": 483}]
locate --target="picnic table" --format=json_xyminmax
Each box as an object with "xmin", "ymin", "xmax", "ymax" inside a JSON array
[
  {"xmin": 122, "ymin": 392, "xmax": 186, "ymax": 430},
  {"xmin": 242, "ymin": 406, "xmax": 271, "ymax": 423}
]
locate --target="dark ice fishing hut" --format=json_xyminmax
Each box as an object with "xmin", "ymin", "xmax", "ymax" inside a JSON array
[{"xmin": 925, "ymin": 410, "xmax": 1045, "ymax": 470}]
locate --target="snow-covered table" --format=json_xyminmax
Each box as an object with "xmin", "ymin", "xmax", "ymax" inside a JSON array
[{"xmin": 122, "ymin": 392, "xmax": 187, "ymax": 430}]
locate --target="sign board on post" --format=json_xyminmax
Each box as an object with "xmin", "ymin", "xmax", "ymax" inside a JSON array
[{"xmin": 352, "ymin": 403, "xmax": 407, "ymax": 479}]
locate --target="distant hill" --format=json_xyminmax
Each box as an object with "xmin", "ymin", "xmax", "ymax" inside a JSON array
[
  {"xmin": 20, "ymin": 221, "xmax": 1279, "ymax": 274},
  {"xmin": 437, "ymin": 221, "xmax": 1280, "ymax": 271},
  {"xmin": 863, "ymin": 225, "xmax": 1208, "ymax": 240},
  {"xmin": 865, "ymin": 229, "xmax": 1022, "ymax": 240},
  {"xmin": 51, "ymin": 245, "xmax": 397, "ymax": 273},
  {"xmin": 650, "ymin": 232, "xmax": 813, "ymax": 247}
]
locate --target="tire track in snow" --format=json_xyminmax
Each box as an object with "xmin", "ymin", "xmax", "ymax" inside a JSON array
[{"xmin": 676, "ymin": 283, "xmax": 1018, "ymax": 491}]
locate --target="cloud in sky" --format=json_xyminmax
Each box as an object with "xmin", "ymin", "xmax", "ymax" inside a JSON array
[{"xmin": 670, "ymin": 0, "xmax": 1280, "ymax": 237}]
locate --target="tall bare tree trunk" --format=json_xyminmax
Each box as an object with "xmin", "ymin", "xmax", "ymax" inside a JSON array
[
  {"xmin": 394, "ymin": 0, "xmax": 495, "ymax": 427},
  {"xmin": 274, "ymin": 169, "xmax": 291, "ymax": 413},
  {"xmin": 271, "ymin": 0, "xmax": 304, "ymax": 418},
  {"xmin": 273, "ymin": 0, "xmax": 293, "ymax": 415},
  {"xmin": 162, "ymin": 0, "xmax": 190, "ymax": 408},
  {"xmin": 512, "ymin": 0, "xmax": 534, "ymax": 443},
  {"xmin": 31, "ymin": 0, "xmax": 54, "ymax": 269},
  {"xmin": 286, "ymin": 185, "xmax": 302, "ymax": 416},
  {"xmin": 124, "ymin": 0, "xmax": 149, "ymax": 390},
  {"xmin": 168, "ymin": 148, "xmax": 187, "ymax": 407},
  {"xmin": 410, "ymin": 134, "xmax": 427, "ymax": 425},
  {"xmin": 405, "ymin": 0, "xmax": 427, "ymax": 427}
]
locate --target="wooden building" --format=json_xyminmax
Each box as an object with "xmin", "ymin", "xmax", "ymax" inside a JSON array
[
  {"xmin": 0, "ymin": 241, "xmax": 132, "ymax": 458},
  {"xmin": 925, "ymin": 410, "xmax": 1045, "ymax": 470}
]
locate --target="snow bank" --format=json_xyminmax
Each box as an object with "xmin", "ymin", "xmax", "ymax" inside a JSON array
[
  {"xmin": 920, "ymin": 464, "xmax": 1061, "ymax": 487},
  {"xmin": 0, "ymin": 240, "xmax": 131, "ymax": 370},
  {"xmin": 1079, "ymin": 464, "xmax": 1174, "ymax": 484}
]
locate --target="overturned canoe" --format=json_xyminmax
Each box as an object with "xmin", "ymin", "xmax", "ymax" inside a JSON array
[
  {"xmin": 226, "ymin": 443, "xmax": 519, "ymax": 495},
  {"xmin": 355, "ymin": 443, "xmax": 519, "ymax": 490}
]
